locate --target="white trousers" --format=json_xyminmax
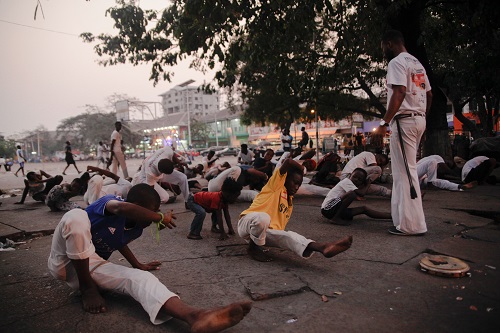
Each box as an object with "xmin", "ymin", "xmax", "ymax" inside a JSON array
[
  {"xmin": 47, "ymin": 209, "xmax": 177, "ymax": 324},
  {"xmin": 417, "ymin": 159, "xmax": 459, "ymax": 191},
  {"xmin": 237, "ymin": 212, "xmax": 314, "ymax": 258},
  {"xmin": 84, "ymin": 175, "xmax": 133, "ymax": 205},
  {"xmin": 390, "ymin": 116, "xmax": 427, "ymax": 234},
  {"xmin": 160, "ymin": 170, "xmax": 190, "ymax": 202},
  {"xmin": 132, "ymin": 172, "xmax": 170, "ymax": 204},
  {"xmin": 111, "ymin": 151, "xmax": 129, "ymax": 179}
]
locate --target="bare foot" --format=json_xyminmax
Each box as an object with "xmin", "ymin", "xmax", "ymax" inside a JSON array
[
  {"xmin": 81, "ymin": 287, "xmax": 106, "ymax": 314},
  {"xmin": 356, "ymin": 196, "xmax": 366, "ymax": 201},
  {"xmin": 227, "ymin": 228, "xmax": 235, "ymax": 235},
  {"xmin": 460, "ymin": 181, "xmax": 478, "ymax": 190},
  {"xmin": 248, "ymin": 244, "xmax": 272, "ymax": 262},
  {"xmin": 321, "ymin": 236, "xmax": 353, "ymax": 258},
  {"xmin": 211, "ymin": 227, "xmax": 222, "ymax": 234},
  {"xmin": 191, "ymin": 301, "xmax": 252, "ymax": 333}
]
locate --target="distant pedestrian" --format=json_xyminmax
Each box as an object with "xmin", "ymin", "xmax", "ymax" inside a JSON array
[
  {"xmin": 96, "ymin": 141, "xmax": 109, "ymax": 168},
  {"xmin": 238, "ymin": 144, "xmax": 254, "ymax": 165},
  {"xmin": 14, "ymin": 145, "xmax": 26, "ymax": 177},
  {"xmin": 108, "ymin": 121, "xmax": 129, "ymax": 179},
  {"xmin": 280, "ymin": 128, "xmax": 292, "ymax": 152},
  {"xmin": 0, "ymin": 156, "xmax": 7, "ymax": 171},
  {"xmin": 62, "ymin": 141, "xmax": 81, "ymax": 175}
]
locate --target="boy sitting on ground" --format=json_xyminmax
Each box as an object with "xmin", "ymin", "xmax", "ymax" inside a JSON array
[
  {"xmin": 321, "ymin": 168, "xmax": 391, "ymax": 225},
  {"xmin": 48, "ymin": 183, "xmax": 251, "ymax": 332},
  {"xmin": 238, "ymin": 157, "xmax": 353, "ymax": 262},
  {"xmin": 186, "ymin": 178, "xmax": 242, "ymax": 241},
  {"xmin": 16, "ymin": 170, "xmax": 63, "ymax": 204}
]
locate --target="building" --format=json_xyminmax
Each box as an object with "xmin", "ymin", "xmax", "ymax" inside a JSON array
[{"xmin": 159, "ymin": 80, "xmax": 220, "ymax": 118}]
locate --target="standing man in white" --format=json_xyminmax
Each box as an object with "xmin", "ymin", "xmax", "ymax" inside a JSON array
[
  {"xmin": 108, "ymin": 121, "xmax": 129, "ymax": 179},
  {"xmin": 380, "ymin": 30, "xmax": 432, "ymax": 236}
]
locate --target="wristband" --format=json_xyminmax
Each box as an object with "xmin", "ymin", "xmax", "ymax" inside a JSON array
[{"xmin": 151, "ymin": 212, "xmax": 165, "ymax": 243}]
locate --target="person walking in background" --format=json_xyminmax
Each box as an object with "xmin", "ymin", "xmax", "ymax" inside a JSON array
[
  {"xmin": 108, "ymin": 121, "xmax": 129, "ymax": 179},
  {"xmin": 14, "ymin": 145, "xmax": 27, "ymax": 177},
  {"xmin": 280, "ymin": 128, "xmax": 292, "ymax": 152},
  {"xmin": 238, "ymin": 144, "xmax": 254, "ymax": 165},
  {"xmin": 380, "ymin": 30, "xmax": 432, "ymax": 236},
  {"xmin": 62, "ymin": 141, "xmax": 81, "ymax": 175},
  {"xmin": 96, "ymin": 141, "xmax": 109, "ymax": 168}
]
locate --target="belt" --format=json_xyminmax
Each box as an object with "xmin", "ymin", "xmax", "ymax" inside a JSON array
[{"xmin": 394, "ymin": 112, "xmax": 425, "ymax": 119}]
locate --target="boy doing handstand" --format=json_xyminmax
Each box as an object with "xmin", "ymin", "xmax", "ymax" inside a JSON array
[
  {"xmin": 186, "ymin": 178, "xmax": 242, "ymax": 240},
  {"xmin": 321, "ymin": 168, "xmax": 391, "ymax": 225},
  {"xmin": 238, "ymin": 157, "xmax": 353, "ymax": 262},
  {"xmin": 48, "ymin": 184, "xmax": 251, "ymax": 332}
]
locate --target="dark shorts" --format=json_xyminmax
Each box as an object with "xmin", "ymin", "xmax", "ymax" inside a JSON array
[
  {"xmin": 464, "ymin": 159, "xmax": 492, "ymax": 183},
  {"xmin": 321, "ymin": 197, "xmax": 353, "ymax": 220}
]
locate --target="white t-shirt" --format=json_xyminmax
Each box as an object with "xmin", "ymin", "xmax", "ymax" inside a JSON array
[
  {"xmin": 238, "ymin": 150, "xmax": 254, "ymax": 163},
  {"xmin": 321, "ymin": 178, "xmax": 358, "ymax": 209},
  {"xmin": 280, "ymin": 133, "xmax": 292, "ymax": 149},
  {"xmin": 462, "ymin": 156, "xmax": 489, "ymax": 181},
  {"xmin": 341, "ymin": 152, "xmax": 376, "ymax": 176},
  {"xmin": 110, "ymin": 130, "xmax": 123, "ymax": 153},
  {"xmin": 135, "ymin": 147, "xmax": 174, "ymax": 185},
  {"xmin": 97, "ymin": 145, "xmax": 107, "ymax": 158},
  {"xmin": 417, "ymin": 155, "xmax": 444, "ymax": 181},
  {"xmin": 386, "ymin": 52, "xmax": 431, "ymax": 116}
]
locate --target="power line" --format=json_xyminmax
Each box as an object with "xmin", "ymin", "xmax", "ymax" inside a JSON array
[{"xmin": 0, "ymin": 19, "xmax": 79, "ymax": 37}]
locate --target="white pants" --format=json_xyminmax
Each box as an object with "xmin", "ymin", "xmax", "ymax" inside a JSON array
[
  {"xmin": 47, "ymin": 209, "xmax": 177, "ymax": 324},
  {"xmin": 295, "ymin": 177, "xmax": 331, "ymax": 197},
  {"xmin": 390, "ymin": 116, "xmax": 427, "ymax": 234},
  {"xmin": 238, "ymin": 212, "xmax": 314, "ymax": 258},
  {"xmin": 341, "ymin": 166, "xmax": 391, "ymax": 197},
  {"xmin": 160, "ymin": 170, "xmax": 190, "ymax": 202},
  {"xmin": 84, "ymin": 175, "xmax": 133, "ymax": 204},
  {"xmin": 132, "ymin": 172, "xmax": 170, "ymax": 204},
  {"xmin": 111, "ymin": 151, "xmax": 129, "ymax": 179},
  {"xmin": 417, "ymin": 159, "xmax": 459, "ymax": 191}
]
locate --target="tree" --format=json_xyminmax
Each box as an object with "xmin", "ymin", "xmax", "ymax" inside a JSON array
[
  {"xmin": 82, "ymin": 0, "xmax": 499, "ymax": 158},
  {"xmin": 190, "ymin": 118, "xmax": 211, "ymax": 147},
  {"xmin": 0, "ymin": 135, "xmax": 16, "ymax": 158}
]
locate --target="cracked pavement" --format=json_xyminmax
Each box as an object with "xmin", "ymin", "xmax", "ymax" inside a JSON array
[{"xmin": 0, "ymin": 160, "xmax": 499, "ymax": 332}]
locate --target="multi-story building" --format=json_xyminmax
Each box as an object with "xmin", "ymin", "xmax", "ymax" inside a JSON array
[{"xmin": 159, "ymin": 80, "xmax": 220, "ymax": 118}]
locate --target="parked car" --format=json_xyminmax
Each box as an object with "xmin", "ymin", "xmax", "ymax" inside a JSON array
[
  {"xmin": 200, "ymin": 146, "xmax": 225, "ymax": 156},
  {"xmin": 216, "ymin": 147, "xmax": 239, "ymax": 156}
]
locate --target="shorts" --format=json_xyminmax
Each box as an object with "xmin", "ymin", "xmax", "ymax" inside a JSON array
[{"xmin": 321, "ymin": 197, "xmax": 353, "ymax": 220}]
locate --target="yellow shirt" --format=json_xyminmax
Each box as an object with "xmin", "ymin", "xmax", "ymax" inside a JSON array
[{"xmin": 240, "ymin": 171, "xmax": 293, "ymax": 230}]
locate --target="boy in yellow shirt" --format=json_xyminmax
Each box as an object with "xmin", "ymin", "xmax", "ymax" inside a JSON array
[{"xmin": 238, "ymin": 157, "xmax": 353, "ymax": 262}]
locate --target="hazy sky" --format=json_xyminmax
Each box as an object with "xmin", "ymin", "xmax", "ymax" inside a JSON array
[{"xmin": 0, "ymin": 0, "xmax": 213, "ymax": 137}]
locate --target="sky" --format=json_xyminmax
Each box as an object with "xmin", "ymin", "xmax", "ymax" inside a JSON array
[{"xmin": 0, "ymin": 0, "xmax": 214, "ymax": 138}]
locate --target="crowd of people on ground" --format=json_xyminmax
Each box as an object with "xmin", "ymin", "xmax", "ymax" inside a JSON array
[{"xmin": 2, "ymin": 30, "xmax": 499, "ymax": 332}]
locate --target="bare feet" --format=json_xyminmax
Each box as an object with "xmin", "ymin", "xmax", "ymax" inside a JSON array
[
  {"xmin": 227, "ymin": 228, "xmax": 235, "ymax": 235},
  {"xmin": 320, "ymin": 236, "xmax": 353, "ymax": 258},
  {"xmin": 211, "ymin": 227, "xmax": 222, "ymax": 234},
  {"xmin": 190, "ymin": 301, "xmax": 252, "ymax": 333},
  {"xmin": 81, "ymin": 287, "xmax": 107, "ymax": 314},
  {"xmin": 459, "ymin": 181, "xmax": 477, "ymax": 190},
  {"xmin": 248, "ymin": 242, "xmax": 272, "ymax": 262}
]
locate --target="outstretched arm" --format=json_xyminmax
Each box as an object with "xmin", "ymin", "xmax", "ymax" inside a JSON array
[
  {"xmin": 354, "ymin": 179, "xmax": 373, "ymax": 197},
  {"xmin": 87, "ymin": 166, "xmax": 120, "ymax": 183},
  {"xmin": 118, "ymin": 245, "xmax": 161, "ymax": 271},
  {"xmin": 15, "ymin": 180, "xmax": 30, "ymax": 204},
  {"xmin": 105, "ymin": 200, "xmax": 176, "ymax": 229}
]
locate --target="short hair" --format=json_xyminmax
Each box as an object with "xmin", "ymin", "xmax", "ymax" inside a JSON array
[
  {"xmin": 65, "ymin": 141, "xmax": 70, "ymax": 145},
  {"xmin": 115, "ymin": 121, "xmax": 121, "ymax": 126},
  {"xmin": 265, "ymin": 148, "xmax": 274, "ymax": 154},
  {"xmin": 26, "ymin": 171, "xmax": 36, "ymax": 180},
  {"xmin": 241, "ymin": 144, "xmax": 248, "ymax": 149},
  {"xmin": 382, "ymin": 30, "xmax": 405, "ymax": 44},
  {"xmin": 17, "ymin": 145, "xmax": 21, "ymax": 149},
  {"xmin": 126, "ymin": 183, "xmax": 160, "ymax": 208},
  {"xmin": 221, "ymin": 177, "xmax": 242, "ymax": 196},
  {"xmin": 352, "ymin": 167, "xmax": 368, "ymax": 179},
  {"xmin": 99, "ymin": 141, "xmax": 103, "ymax": 145},
  {"xmin": 158, "ymin": 159, "xmax": 174, "ymax": 174},
  {"xmin": 301, "ymin": 127, "xmax": 305, "ymax": 131},
  {"xmin": 377, "ymin": 154, "xmax": 389, "ymax": 166}
]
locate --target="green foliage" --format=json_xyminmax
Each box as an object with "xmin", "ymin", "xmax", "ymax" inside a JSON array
[
  {"xmin": 0, "ymin": 136, "xmax": 16, "ymax": 158},
  {"xmin": 190, "ymin": 118, "xmax": 211, "ymax": 145}
]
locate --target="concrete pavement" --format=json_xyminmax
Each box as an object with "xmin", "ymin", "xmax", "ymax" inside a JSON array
[{"xmin": 0, "ymin": 159, "xmax": 499, "ymax": 332}]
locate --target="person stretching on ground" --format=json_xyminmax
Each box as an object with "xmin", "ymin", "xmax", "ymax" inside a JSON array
[
  {"xmin": 16, "ymin": 170, "xmax": 63, "ymax": 204},
  {"xmin": 321, "ymin": 168, "xmax": 392, "ymax": 225},
  {"xmin": 237, "ymin": 156, "xmax": 353, "ymax": 262},
  {"xmin": 417, "ymin": 155, "xmax": 476, "ymax": 191},
  {"xmin": 84, "ymin": 166, "xmax": 133, "ymax": 204},
  {"xmin": 187, "ymin": 178, "xmax": 242, "ymax": 241},
  {"xmin": 461, "ymin": 156, "xmax": 497, "ymax": 185},
  {"xmin": 48, "ymin": 183, "xmax": 252, "ymax": 332}
]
